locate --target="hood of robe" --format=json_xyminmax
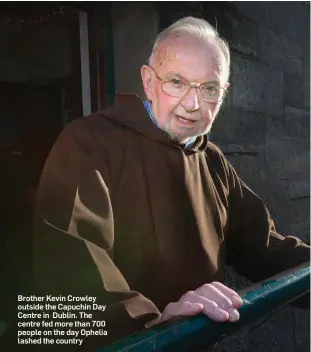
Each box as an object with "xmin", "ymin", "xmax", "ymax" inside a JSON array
[{"xmin": 101, "ymin": 93, "xmax": 210, "ymax": 153}]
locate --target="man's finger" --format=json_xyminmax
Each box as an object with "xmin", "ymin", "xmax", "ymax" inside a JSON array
[
  {"xmin": 195, "ymin": 283, "xmax": 234, "ymax": 311},
  {"xmin": 161, "ymin": 301, "xmax": 203, "ymax": 321},
  {"xmin": 210, "ymin": 282, "xmax": 243, "ymax": 308},
  {"xmin": 182, "ymin": 292, "xmax": 230, "ymax": 322}
]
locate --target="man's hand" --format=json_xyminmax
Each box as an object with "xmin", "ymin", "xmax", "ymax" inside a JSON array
[{"xmin": 160, "ymin": 282, "xmax": 243, "ymax": 324}]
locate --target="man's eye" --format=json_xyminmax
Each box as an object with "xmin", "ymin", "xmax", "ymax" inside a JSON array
[
  {"xmin": 171, "ymin": 79, "xmax": 184, "ymax": 85},
  {"xmin": 203, "ymin": 86, "xmax": 219, "ymax": 95}
]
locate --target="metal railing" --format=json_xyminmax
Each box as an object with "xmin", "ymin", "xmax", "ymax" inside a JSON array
[{"xmin": 98, "ymin": 262, "xmax": 310, "ymax": 352}]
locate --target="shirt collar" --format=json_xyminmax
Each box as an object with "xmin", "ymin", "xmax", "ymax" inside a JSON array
[{"xmin": 143, "ymin": 100, "xmax": 158, "ymax": 127}]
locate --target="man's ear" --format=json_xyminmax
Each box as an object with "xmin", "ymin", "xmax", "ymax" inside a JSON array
[{"xmin": 141, "ymin": 65, "xmax": 153, "ymax": 100}]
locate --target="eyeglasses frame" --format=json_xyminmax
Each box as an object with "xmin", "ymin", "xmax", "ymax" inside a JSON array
[{"xmin": 149, "ymin": 66, "xmax": 229, "ymax": 103}]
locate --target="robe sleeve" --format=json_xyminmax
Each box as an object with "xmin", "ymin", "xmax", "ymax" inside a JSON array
[
  {"xmin": 224, "ymin": 157, "xmax": 310, "ymax": 308},
  {"xmin": 33, "ymin": 120, "xmax": 160, "ymax": 350}
]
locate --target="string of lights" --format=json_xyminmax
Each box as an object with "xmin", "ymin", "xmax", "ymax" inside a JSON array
[{"xmin": 0, "ymin": 7, "xmax": 66, "ymax": 25}]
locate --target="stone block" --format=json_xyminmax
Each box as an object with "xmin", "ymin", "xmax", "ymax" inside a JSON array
[
  {"xmin": 225, "ymin": 154, "xmax": 268, "ymax": 191},
  {"xmin": 284, "ymin": 106, "xmax": 310, "ymax": 139},
  {"xmin": 265, "ymin": 2, "xmax": 310, "ymax": 43},
  {"xmin": 294, "ymin": 308, "xmax": 310, "ymax": 352},
  {"xmin": 222, "ymin": 159, "xmax": 302, "ymax": 240},
  {"xmin": 258, "ymin": 26, "xmax": 302, "ymax": 75},
  {"xmin": 225, "ymin": 153, "xmax": 294, "ymax": 234},
  {"xmin": 247, "ymin": 306, "xmax": 295, "ymax": 352},
  {"xmin": 212, "ymin": 108, "xmax": 266, "ymax": 147},
  {"xmin": 232, "ymin": 55, "xmax": 283, "ymax": 115},
  {"xmin": 266, "ymin": 139, "xmax": 310, "ymax": 181},
  {"xmin": 303, "ymin": 40, "xmax": 310, "ymax": 75},
  {"xmin": 229, "ymin": 42, "xmax": 256, "ymax": 58},
  {"xmin": 288, "ymin": 180, "xmax": 310, "ymax": 200},
  {"xmin": 290, "ymin": 198, "xmax": 310, "ymax": 227},
  {"xmin": 218, "ymin": 83, "xmax": 233, "ymax": 113},
  {"xmin": 302, "ymin": 44, "xmax": 310, "ymax": 109},
  {"xmin": 229, "ymin": 17, "xmax": 258, "ymax": 57},
  {"xmin": 234, "ymin": 2, "xmax": 309, "ymax": 44},
  {"xmin": 284, "ymin": 73, "xmax": 304, "ymax": 107},
  {"xmin": 224, "ymin": 154, "xmax": 265, "ymax": 194},
  {"xmin": 233, "ymin": 1, "xmax": 267, "ymax": 24},
  {"xmin": 266, "ymin": 116, "xmax": 284, "ymax": 140},
  {"xmin": 218, "ymin": 144, "xmax": 265, "ymax": 155},
  {"xmin": 303, "ymin": 78, "xmax": 310, "ymax": 110}
]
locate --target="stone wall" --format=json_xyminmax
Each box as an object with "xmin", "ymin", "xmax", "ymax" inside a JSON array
[{"xmin": 210, "ymin": 2, "xmax": 310, "ymax": 352}]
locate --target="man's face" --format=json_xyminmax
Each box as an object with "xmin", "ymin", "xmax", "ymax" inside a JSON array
[{"xmin": 141, "ymin": 35, "xmax": 229, "ymax": 143}]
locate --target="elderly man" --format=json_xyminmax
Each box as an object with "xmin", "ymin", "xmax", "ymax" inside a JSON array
[{"xmin": 33, "ymin": 17, "xmax": 309, "ymax": 351}]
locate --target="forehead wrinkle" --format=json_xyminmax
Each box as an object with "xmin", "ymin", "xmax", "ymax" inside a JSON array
[
  {"xmin": 153, "ymin": 33, "xmax": 195, "ymax": 68},
  {"xmin": 154, "ymin": 38, "xmax": 177, "ymax": 69},
  {"xmin": 154, "ymin": 36, "xmax": 227, "ymax": 83}
]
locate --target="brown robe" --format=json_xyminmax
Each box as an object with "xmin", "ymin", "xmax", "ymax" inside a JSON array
[{"xmin": 33, "ymin": 94, "xmax": 309, "ymax": 351}]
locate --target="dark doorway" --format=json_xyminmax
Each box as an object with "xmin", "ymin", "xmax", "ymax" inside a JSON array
[{"xmin": 0, "ymin": 4, "xmax": 86, "ymax": 349}]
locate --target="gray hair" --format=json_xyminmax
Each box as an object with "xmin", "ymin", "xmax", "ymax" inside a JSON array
[{"xmin": 148, "ymin": 17, "xmax": 230, "ymax": 81}]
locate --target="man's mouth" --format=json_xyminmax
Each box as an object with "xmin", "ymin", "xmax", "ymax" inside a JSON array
[{"xmin": 176, "ymin": 115, "xmax": 197, "ymax": 123}]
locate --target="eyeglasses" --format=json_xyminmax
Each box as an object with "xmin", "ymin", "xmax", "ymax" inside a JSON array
[{"xmin": 150, "ymin": 66, "xmax": 228, "ymax": 103}]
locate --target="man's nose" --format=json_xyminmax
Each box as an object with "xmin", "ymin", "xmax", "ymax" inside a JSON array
[{"xmin": 182, "ymin": 87, "xmax": 200, "ymax": 112}]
